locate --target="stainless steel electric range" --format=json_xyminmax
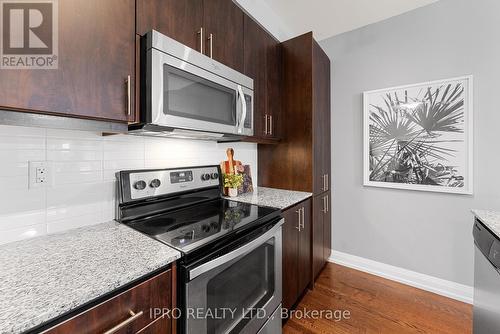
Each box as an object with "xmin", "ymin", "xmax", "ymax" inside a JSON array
[{"xmin": 116, "ymin": 165, "xmax": 283, "ymax": 334}]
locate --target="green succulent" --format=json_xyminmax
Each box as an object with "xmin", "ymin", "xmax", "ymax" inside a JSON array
[{"xmin": 223, "ymin": 173, "xmax": 244, "ymax": 189}]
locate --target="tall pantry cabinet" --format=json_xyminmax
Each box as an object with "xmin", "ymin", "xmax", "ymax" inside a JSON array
[{"xmin": 258, "ymin": 32, "xmax": 332, "ymax": 283}]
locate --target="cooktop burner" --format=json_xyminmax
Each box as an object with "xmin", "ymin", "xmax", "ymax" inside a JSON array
[
  {"xmin": 125, "ymin": 198, "xmax": 277, "ymax": 253},
  {"xmin": 116, "ymin": 166, "xmax": 281, "ymax": 255}
]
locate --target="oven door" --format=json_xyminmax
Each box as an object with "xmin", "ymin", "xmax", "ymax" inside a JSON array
[
  {"xmin": 148, "ymin": 48, "xmax": 253, "ymax": 136},
  {"xmin": 183, "ymin": 219, "xmax": 283, "ymax": 334}
]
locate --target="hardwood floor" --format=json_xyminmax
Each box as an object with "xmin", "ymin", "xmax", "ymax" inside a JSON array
[{"xmin": 283, "ymin": 263, "xmax": 472, "ymax": 334}]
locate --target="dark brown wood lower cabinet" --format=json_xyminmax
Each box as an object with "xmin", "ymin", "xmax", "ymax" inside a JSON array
[
  {"xmin": 323, "ymin": 191, "xmax": 332, "ymax": 264},
  {"xmin": 45, "ymin": 267, "xmax": 174, "ymax": 334},
  {"xmin": 137, "ymin": 316, "xmax": 171, "ymax": 334},
  {"xmin": 312, "ymin": 191, "xmax": 331, "ymax": 280},
  {"xmin": 281, "ymin": 199, "xmax": 311, "ymax": 310}
]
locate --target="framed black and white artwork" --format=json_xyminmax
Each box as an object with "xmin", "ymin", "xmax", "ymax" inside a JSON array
[{"xmin": 363, "ymin": 75, "xmax": 473, "ymax": 194}]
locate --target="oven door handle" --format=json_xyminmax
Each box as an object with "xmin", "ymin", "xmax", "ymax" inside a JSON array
[{"xmin": 189, "ymin": 218, "xmax": 284, "ymax": 280}]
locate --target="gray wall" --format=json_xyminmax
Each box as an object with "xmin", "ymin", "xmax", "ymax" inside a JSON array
[{"xmin": 320, "ymin": 0, "xmax": 500, "ymax": 286}]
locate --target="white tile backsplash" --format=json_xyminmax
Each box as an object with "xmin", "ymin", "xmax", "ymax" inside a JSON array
[{"xmin": 0, "ymin": 124, "xmax": 258, "ymax": 245}]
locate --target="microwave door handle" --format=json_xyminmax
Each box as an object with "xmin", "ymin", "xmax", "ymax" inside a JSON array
[
  {"xmin": 237, "ymin": 85, "xmax": 246, "ymax": 134},
  {"xmin": 188, "ymin": 218, "xmax": 284, "ymax": 280},
  {"xmin": 235, "ymin": 87, "xmax": 242, "ymax": 130}
]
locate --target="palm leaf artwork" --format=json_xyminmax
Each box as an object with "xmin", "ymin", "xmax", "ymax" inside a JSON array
[{"xmin": 368, "ymin": 82, "xmax": 466, "ymax": 187}]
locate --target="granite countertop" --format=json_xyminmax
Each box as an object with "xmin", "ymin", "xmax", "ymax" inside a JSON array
[
  {"xmin": 228, "ymin": 187, "xmax": 313, "ymax": 210},
  {"xmin": 0, "ymin": 221, "xmax": 181, "ymax": 334},
  {"xmin": 472, "ymin": 209, "xmax": 500, "ymax": 240}
]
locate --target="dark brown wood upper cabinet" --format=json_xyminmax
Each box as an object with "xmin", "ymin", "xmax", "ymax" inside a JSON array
[
  {"xmin": 137, "ymin": 0, "xmax": 243, "ymax": 71},
  {"xmin": 313, "ymin": 40, "xmax": 331, "ymax": 194},
  {"xmin": 258, "ymin": 32, "xmax": 331, "ymax": 193},
  {"xmin": 137, "ymin": 0, "xmax": 281, "ymax": 142},
  {"xmin": 203, "ymin": 0, "xmax": 244, "ymax": 72},
  {"xmin": 136, "ymin": 0, "xmax": 203, "ymax": 52},
  {"xmin": 243, "ymin": 14, "xmax": 281, "ymax": 141},
  {"xmin": 266, "ymin": 35, "xmax": 282, "ymax": 140},
  {"xmin": 136, "ymin": 0, "xmax": 248, "ymax": 126},
  {"xmin": 0, "ymin": 0, "xmax": 136, "ymax": 123},
  {"xmin": 244, "ymin": 15, "xmax": 268, "ymax": 139}
]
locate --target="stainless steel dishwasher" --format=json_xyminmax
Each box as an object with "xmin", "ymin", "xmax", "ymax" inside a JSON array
[{"xmin": 473, "ymin": 218, "xmax": 500, "ymax": 333}]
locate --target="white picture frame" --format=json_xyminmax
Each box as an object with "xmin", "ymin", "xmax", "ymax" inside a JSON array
[{"xmin": 363, "ymin": 75, "xmax": 473, "ymax": 194}]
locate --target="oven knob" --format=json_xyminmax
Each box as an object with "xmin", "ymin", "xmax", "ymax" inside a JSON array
[
  {"xmin": 201, "ymin": 224, "xmax": 210, "ymax": 232},
  {"xmin": 201, "ymin": 173, "xmax": 211, "ymax": 181},
  {"xmin": 133, "ymin": 180, "xmax": 147, "ymax": 190},
  {"xmin": 210, "ymin": 173, "xmax": 219, "ymax": 180},
  {"xmin": 150, "ymin": 179, "xmax": 161, "ymax": 188}
]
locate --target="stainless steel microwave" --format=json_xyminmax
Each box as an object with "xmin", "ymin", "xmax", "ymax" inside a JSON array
[{"xmin": 129, "ymin": 30, "xmax": 254, "ymax": 140}]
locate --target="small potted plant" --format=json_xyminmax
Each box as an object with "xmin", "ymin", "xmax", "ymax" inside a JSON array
[{"xmin": 223, "ymin": 173, "xmax": 244, "ymax": 197}]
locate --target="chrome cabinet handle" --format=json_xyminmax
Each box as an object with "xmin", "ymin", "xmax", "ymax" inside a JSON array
[
  {"xmin": 208, "ymin": 33, "xmax": 213, "ymax": 58},
  {"xmin": 321, "ymin": 174, "xmax": 326, "ymax": 191},
  {"xmin": 198, "ymin": 27, "xmax": 204, "ymax": 54},
  {"xmin": 325, "ymin": 174, "xmax": 329, "ymax": 191},
  {"xmin": 126, "ymin": 75, "xmax": 131, "ymax": 117},
  {"xmin": 301, "ymin": 207, "xmax": 305, "ymax": 229},
  {"xmin": 264, "ymin": 114, "xmax": 268, "ymax": 135},
  {"xmin": 296, "ymin": 208, "xmax": 302, "ymax": 231},
  {"xmin": 103, "ymin": 310, "xmax": 143, "ymax": 334},
  {"xmin": 322, "ymin": 196, "xmax": 327, "ymax": 213},
  {"xmin": 269, "ymin": 115, "xmax": 273, "ymax": 135},
  {"xmin": 326, "ymin": 195, "xmax": 329, "ymax": 212}
]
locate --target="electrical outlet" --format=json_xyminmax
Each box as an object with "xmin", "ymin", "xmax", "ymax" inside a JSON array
[{"xmin": 29, "ymin": 161, "xmax": 52, "ymax": 188}]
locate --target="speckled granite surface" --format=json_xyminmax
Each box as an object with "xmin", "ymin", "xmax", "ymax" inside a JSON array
[
  {"xmin": 472, "ymin": 209, "xmax": 500, "ymax": 240},
  {"xmin": 0, "ymin": 221, "xmax": 181, "ymax": 334},
  {"xmin": 227, "ymin": 187, "xmax": 312, "ymax": 210}
]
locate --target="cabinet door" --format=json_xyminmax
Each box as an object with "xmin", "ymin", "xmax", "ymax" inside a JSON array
[
  {"xmin": 243, "ymin": 14, "xmax": 268, "ymax": 138},
  {"xmin": 312, "ymin": 194, "xmax": 325, "ymax": 279},
  {"xmin": 265, "ymin": 34, "xmax": 282, "ymax": 140},
  {"xmin": 320, "ymin": 44, "xmax": 332, "ymax": 191},
  {"xmin": 136, "ymin": 0, "xmax": 203, "ymax": 52},
  {"xmin": 323, "ymin": 191, "xmax": 332, "ymax": 263},
  {"xmin": 312, "ymin": 40, "xmax": 331, "ymax": 194},
  {"xmin": 46, "ymin": 270, "xmax": 172, "ymax": 333},
  {"xmin": 203, "ymin": 0, "xmax": 244, "ymax": 71},
  {"xmin": 281, "ymin": 205, "xmax": 299, "ymax": 310},
  {"xmin": 139, "ymin": 317, "xmax": 171, "ymax": 334},
  {"xmin": 0, "ymin": 0, "xmax": 135, "ymax": 122},
  {"xmin": 297, "ymin": 199, "xmax": 312, "ymax": 294}
]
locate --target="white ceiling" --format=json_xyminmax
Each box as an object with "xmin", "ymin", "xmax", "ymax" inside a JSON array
[{"xmin": 262, "ymin": 0, "xmax": 439, "ymax": 41}]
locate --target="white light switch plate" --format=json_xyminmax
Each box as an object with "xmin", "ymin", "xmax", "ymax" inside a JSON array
[{"xmin": 29, "ymin": 161, "xmax": 53, "ymax": 188}]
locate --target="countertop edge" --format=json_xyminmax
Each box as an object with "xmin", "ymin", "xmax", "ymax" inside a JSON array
[
  {"xmin": 225, "ymin": 187, "xmax": 313, "ymax": 210},
  {"xmin": 0, "ymin": 221, "xmax": 182, "ymax": 334},
  {"xmin": 471, "ymin": 209, "xmax": 500, "ymax": 240},
  {"xmin": 30, "ymin": 259, "xmax": 179, "ymax": 334}
]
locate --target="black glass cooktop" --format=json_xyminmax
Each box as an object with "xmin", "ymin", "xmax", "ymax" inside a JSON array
[{"xmin": 125, "ymin": 199, "xmax": 279, "ymax": 253}]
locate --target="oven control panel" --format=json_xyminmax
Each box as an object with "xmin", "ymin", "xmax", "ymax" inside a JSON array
[
  {"xmin": 123, "ymin": 166, "xmax": 220, "ymax": 201},
  {"xmin": 170, "ymin": 171, "xmax": 194, "ymax": 184}
]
